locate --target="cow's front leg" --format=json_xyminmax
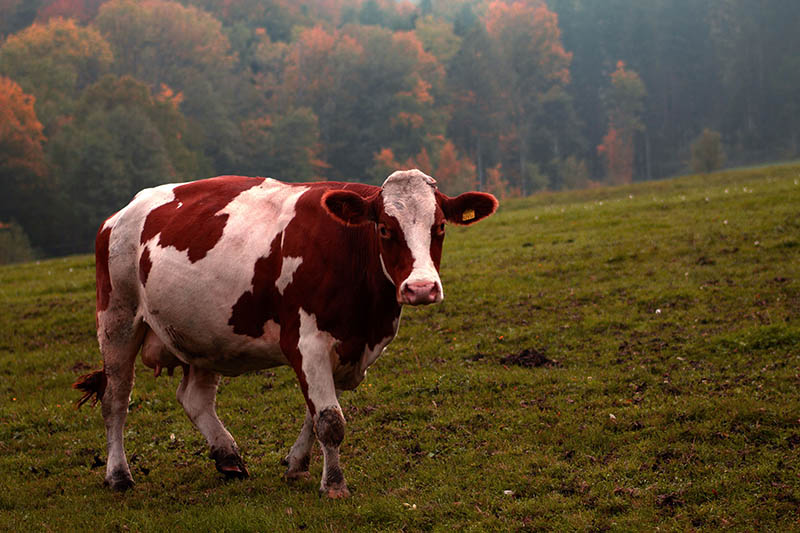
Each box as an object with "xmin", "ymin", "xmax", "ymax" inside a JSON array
[
  {"xmin": 283, "ymin": 310, "xmax": 350, "ymax": 498},
  {"xmin": 315, "ymin": 399, "xmax": 349, "ymax": 498},
  {"xmin": 176, "ymin": 365, "xmax": 248, "ymax": 479}
]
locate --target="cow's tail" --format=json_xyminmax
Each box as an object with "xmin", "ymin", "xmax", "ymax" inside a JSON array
[{"xmin": 72, "ymin": 369, "xmax": 107, "ymax": 408}]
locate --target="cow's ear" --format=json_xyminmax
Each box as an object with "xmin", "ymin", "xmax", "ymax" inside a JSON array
[
  {"xmin": 436, "ymin": 190, "xmax": 499, "ymax": 226},
  {"xmin": 322, "ymin": 190, "xmax": 377, "ymax": 226}
]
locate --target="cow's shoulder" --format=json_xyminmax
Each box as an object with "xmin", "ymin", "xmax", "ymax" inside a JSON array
[{"xmin": 275, "ymin": 182, "xmax": 399, "ymax": 366}]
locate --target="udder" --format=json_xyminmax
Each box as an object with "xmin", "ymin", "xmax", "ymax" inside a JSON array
[{"xmin": 141, "ymin": 326, "xmax": 186, "ymax": 377}]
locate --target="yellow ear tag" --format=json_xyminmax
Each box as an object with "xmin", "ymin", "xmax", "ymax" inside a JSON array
[{"xmin": 462, "ymin": 209, "xmax": 476, "ymax": 222}]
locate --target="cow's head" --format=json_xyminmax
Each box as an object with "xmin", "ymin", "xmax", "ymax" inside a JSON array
[{"xmin": 322, "ymin": 169, "xmax": 498, "ymax": 305}]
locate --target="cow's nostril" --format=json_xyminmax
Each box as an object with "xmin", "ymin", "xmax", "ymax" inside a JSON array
[{"xmin": 428, "ymin": 284, "xmax": 440, "ymax": 301}]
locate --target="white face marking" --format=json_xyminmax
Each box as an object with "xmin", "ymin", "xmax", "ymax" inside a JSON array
[
  {"xmin": 381, "ymin": 169, "xmax": 443, "ymax": 298},
  {"xmin": 276, "ymin": 256, "xmax": 303, "ymax": 295}
]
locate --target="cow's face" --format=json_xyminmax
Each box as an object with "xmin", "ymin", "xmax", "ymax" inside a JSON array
[{"xmin": 323, "ymin": 169, "xmax": 498, "ymax": 306}]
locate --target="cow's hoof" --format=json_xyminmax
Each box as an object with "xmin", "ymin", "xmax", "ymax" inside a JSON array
[
  {"xmin": 211, "ymin": 448, "xmax": 249, "ymax": 479},
  {"xmin": 321, "ymin": 485, "xmax": 351, "ymax": 499},
  {"xmin": 104, "ymin": 470, "xmax": 135, "ymax": 492},
  {"xmin": 282, "ymin": 453, "xmax": 311, "ymax": 482},
  {"xmin": 284, "ymin": 469, "xmax": 312, "ymax": 482}
]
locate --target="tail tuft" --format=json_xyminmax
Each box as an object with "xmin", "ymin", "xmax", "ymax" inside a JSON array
[{"xmin": 72, "ymin": 369, "xmax": 107, "ymax": 408}]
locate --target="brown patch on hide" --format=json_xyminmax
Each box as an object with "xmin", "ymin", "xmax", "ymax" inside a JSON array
[
  {"xmin": 228, "ymin": 234, "xmax": 282, "ymax": 338},
  {"xmin": 138, "ymin": 246, "xmax": 152, "ymax": 286},
  {"xmin": 140, "ymin": 176, "xmax": 264, "ymax": 263}
]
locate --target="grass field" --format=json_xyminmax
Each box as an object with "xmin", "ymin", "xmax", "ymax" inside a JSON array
[{"xmin": 1, "ymin": 164, "xmax": 799, "ymax": 531}]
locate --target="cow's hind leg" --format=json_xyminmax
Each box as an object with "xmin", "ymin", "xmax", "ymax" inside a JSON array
[
  {"xmin": 98, "ymin": 312, "xmax": 145, "ymax": 491},
  {"xmin": 281, "ymin": 407, "xmax": 314, "ymax": 481},
  {"xmin": 176, "ymin": 365, "xmax": 248, "ymax": 479}
]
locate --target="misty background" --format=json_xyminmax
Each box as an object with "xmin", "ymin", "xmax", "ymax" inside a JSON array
[{"xmin": 1, "ymin": 0, "xmax": 798, "ymax": 261}]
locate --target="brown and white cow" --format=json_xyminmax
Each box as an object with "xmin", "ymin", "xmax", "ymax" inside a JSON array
[{"xmin": 74, "ymin": 169, "xmax": 497, "ymax": 497}]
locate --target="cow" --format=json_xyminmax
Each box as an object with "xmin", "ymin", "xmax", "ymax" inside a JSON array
[{"xmin": 73, "ymin": 169, "xmax": 498, "ymax": 497}]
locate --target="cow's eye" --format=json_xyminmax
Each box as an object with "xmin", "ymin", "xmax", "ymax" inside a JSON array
[
  {"xmin": 434, "ymin": 222, "xmax": 445, "ymax": 236},
  {"xmin": 378, "ymin": 223, "xmax": 391, "ymax": 239}
]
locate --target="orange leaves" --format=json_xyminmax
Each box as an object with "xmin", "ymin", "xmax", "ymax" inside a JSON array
[
  {"xmin": 155, "ymin": 83, "xmax": 183, "ymax": 110},
  {"xmin": 436, "ymin": 141, "xmax": 460, "ymax": 182},
  {"xmin": 1, "ymin": 16, "xmax": 113, "ymax": 67},
  {"xmin": 485, "ymin": 0, "xmax": 572, "ymax": 85},
  {"xmin": 0, "ymin": 76, "xmax": 47, "ymax": 178},
  {"xmin": 0, "ymin": 16, "xmax": 114, "ymax": 129},
  {"xmin": 390, "ymin": 30, "xmax": 445, "ymax": 94},
  {"xmin": 484, "ymin": 164, "xmax": 513, "ymax": 200},
  {"xmin": 434, "ymin": 141, "xmax": 477, "ymax": 195},
  {"xmin": 36, "ymin": 0, "xmax": 107, "ymax": 24},
  {"xmin": 371, "ymin": 140, "xmax": 477, "ymax": 194},
  {"xmin": 282, "ymin": 25, "xmax": 363, "ymax": 108},
  {"xmin": 414, "ymin": 147, "xmax": 433, "ymax": 175},
  {"xmin": 94, "ymin": 0, "xmax": 236, "ymax": 83},
  {"xmin": 392, "ymin": 111, "xmax": 425, "ymax": 130},
  {"xmin": 374, "ymin": 147, "xmax": 397, "ymax": 167},
  {"xmin": 599, "ymin": 61, "xmax": 646, "ymax": 184},
  {"xmin": 482, "ymin": 0, "xmax": 573, "ymax": 194},
  {"xmin": 408, "ymin": 77, "xmax": 434, "ymax": 105},
  {"xmin": 597, "ymin": 127, "xmax": 634, "ymax": 185}
]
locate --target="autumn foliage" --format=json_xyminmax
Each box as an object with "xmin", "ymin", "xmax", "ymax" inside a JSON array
[
  {"xmin": 597, "ymin": 61, "xmax": 646, "ymax": 185},
  {"xmin": 597, "ymin": 128, "xmax": 634, "ymax": 186},
  {"xmin": 0, "ymin": 76, "xmax": 48, "ymax": 251},
  {"xmin": 483, "ymin": 0, "xmax": 572, "ymax": 194},
  {"xmin": 371, "ymin": 141, "xmax": 476, "ymax": 195},
  {"xmin": 0, "ymin": 76, "xmax": 46, "ymax": 179},
  {"xmin": 37, "ymin": 0, "xmax": 109, "ymax": 23},
  {"xmin": 485, "ymin": 1, "xmax": 572, "ymax": 88},
  {"xmin": 7, "ymin": 0, "xmax": 790, "ymax": 257}
]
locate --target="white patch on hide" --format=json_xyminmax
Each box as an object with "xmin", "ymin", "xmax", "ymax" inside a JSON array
[{"xmin": 276, "ymin": 256, "xmax": 303, "ymax": 295}]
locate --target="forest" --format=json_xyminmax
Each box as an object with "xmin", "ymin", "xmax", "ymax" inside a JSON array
[{"xmin": 1, "ymin": 0, "xmax": 799, "ymax": 258}]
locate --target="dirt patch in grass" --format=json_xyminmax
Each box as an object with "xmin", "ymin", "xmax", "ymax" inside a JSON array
[
  {"xmin": 499, "ymin": 348, "xmax": 560, "ymax": 368},
  {"xmin": 655, "ymin": 491, "xmax": 685, "ymax": 508}
]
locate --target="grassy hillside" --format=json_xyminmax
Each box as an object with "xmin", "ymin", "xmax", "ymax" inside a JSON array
[{"xmin": 1, "ymin": 164, "xmax": 799, "ymax": 531}]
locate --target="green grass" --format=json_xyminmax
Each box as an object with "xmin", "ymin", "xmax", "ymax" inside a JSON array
[{"xmin": 2, "ymin": 164, "xmax": 799, "ymax": 531}]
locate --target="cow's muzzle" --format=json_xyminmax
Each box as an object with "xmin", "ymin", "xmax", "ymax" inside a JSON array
[{"xmin": 400, "ymin": 281, "xmax": 441, "ymax": 305}]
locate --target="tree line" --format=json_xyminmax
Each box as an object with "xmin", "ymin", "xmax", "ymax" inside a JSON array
[{"xmin": 1, "ymin": 0, "xmax": 798, "ymax": 259}]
